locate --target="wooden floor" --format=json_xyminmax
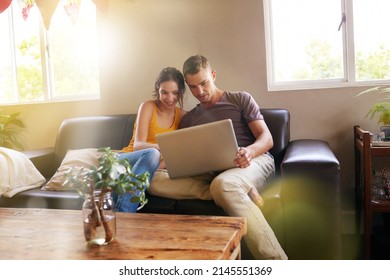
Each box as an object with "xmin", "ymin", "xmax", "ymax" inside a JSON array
[
  {"xmin": 370, "ymin": 225, "xmax": 390, "ymax": 259},
  {"xmin": 342, "ymin": 213, "xmax": 390, "ymax": 260}
]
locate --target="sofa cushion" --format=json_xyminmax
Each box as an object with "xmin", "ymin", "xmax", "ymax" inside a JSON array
[{"xmin": 42, "ymin": 148, "xmax": 100, "ymax": 191}]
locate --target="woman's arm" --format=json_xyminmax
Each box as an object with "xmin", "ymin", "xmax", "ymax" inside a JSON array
[{"xmin": 133, "ymin": 101, "xmax": 159, "ymax": 151}]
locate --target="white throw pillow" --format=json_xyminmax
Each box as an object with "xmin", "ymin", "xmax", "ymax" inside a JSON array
[{"xmin": 0, "ymin": 147, "xmax": 46, "ymax": 197}]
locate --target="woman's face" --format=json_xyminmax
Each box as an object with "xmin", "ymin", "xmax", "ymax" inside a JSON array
[{"xmin": 158, "ymin": 80, "xmax": 180, "ymax": 110}]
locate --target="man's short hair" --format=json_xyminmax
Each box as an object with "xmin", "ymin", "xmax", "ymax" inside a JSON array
[{"xmin": 183, "ymin": 54, "xmax": 211, "ymax": 76}]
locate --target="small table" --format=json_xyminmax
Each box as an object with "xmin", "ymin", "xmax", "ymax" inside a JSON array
[
  {"xmin": 0, "ymin": 208, "xmax": 246, "ymax": 260},
  {"xmin": 354, "ymin": 125, "xmax": 390, "ymax": 259}
]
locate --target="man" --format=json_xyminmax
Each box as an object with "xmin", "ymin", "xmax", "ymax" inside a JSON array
[{"xmin": 150, "ymin": 55, "xmax": 287, "ymax": 260}]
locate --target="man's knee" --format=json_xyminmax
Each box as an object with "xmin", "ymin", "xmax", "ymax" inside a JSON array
[
  {"xmin": 210, "ymin": 175, "xmax": 246, "ymax": 207},
  {"xmin": 210, "ymin": 173, "xmax": 249, "ymax": 195},
  {"xmin": 210, "ymin": 173, "xmax": 264, "ymax": 208},
  {"xmin": 209, "ymin": 176, "xmax": 225, "ymax": 198}
]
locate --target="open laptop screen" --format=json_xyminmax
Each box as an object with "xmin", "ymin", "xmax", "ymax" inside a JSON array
[{"xmin": 156, "ymin": 119, "xmax": 238, "ymax": 178}]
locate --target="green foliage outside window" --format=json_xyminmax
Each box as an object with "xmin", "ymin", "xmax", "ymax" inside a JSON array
[
  {"xmin": 356, "ymin": 44, "xmax": 390, "ymax": 80},
  {"xmin": 294, "ymin": 40, "xmax": 389, "ymax": 81},
  {"xmin": 15, "ymin": 36, "xmax": 43, "ymax": 102}
]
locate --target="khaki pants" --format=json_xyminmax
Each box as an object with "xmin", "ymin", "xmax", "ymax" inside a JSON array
[{"xmin": 149, "ymin": 153, "xmax": 287, "ymax": 260}]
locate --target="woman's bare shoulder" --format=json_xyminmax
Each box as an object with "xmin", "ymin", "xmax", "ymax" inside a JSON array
[{"xmin": 138, "ymin": 100, "xmax": 155, "ymax": 113}]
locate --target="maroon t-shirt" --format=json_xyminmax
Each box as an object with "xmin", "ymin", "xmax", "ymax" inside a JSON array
[{"xmin": 179, "ymin": 91, "xmax": 263, "ymax": 147}]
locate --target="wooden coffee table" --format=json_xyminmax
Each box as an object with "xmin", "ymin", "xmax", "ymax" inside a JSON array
[{"xmin": 0, "ymin": 208, "xmax": 246, "ymax": 260}]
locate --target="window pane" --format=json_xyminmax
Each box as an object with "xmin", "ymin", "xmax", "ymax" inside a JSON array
[
  {"xmin": 0, "ymin": 9, "xmax": 15, "ymax": 103},
  {"xmin": 12, "ymin": 2, "xmax": 44, "ymax": 102},
  {"xmin": 354, "ymin": 0, "xmax": 390, "ymax": 81},
  {"xmin": 50, "ymin": 0, "xmax": 100, "ymax": 98},
  {"xmin": 269, "ymin": 0, "xmax": 343, "ymax": 82}
]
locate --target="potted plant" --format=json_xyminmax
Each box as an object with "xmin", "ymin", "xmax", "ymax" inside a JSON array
[
  {"xmin": 358, "ymin": 86, "xmax": 390, "ymax": 140},
  {"xmin": 63, "ymin": 147, "xmax": 150, "ymax": 245},
  {"xmin": 0, "ymin": 111, "xmax": 25, "ymax": 150},
  {"xmin": 358, "ymin": 86, "xmax": 390, "ymax": 125}
]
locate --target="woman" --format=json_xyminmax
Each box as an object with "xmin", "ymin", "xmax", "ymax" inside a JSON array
[{"xmin": 114, "ymin": 67, "xmax": 186, "ymax": 212}]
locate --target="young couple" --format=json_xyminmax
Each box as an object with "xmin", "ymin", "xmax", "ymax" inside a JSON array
[{"xmin": 115, "ymin": 55, "xmax": 287, "ymax": 260}]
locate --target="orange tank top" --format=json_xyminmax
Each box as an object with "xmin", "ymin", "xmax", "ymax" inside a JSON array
[{"xmin": 121, "ymin": 103, "xmax": 181, "ymax": 152}]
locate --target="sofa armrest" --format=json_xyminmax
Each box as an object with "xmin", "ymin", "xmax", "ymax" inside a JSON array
[
  {"xmin": 23, "ymin": 147, "xmax": 56, "ymax": 179},
  {"xmin": 280, "ymin": 139, "xmax": 341, "ymax": 259},
  {"xmin": 281, "ymin": 139, "xmax": 340, "ymax": 179}
]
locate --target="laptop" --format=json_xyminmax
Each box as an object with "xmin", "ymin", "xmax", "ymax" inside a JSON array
[{"xmin": 156, "ymin": 119, "xmax": 239, "ymax": 179}]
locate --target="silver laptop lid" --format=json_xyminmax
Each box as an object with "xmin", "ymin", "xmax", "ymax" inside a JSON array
[{"xmin": 156, "ymin": 119, "xmax": 238, "ymax": 179}]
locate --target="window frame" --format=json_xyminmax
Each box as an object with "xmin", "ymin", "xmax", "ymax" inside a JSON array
[
  {"xmin": 263, "ymin": 0, "xmax": 390, "ymax": 91},
  {"xmin": 1, "ymin": 1, "xmax": 100, "ymax": 106}
]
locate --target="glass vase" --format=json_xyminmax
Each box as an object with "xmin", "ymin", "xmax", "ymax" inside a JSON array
[{"xmin": 82, "ymin": 190, "xmax": 116, "ymax": 245}]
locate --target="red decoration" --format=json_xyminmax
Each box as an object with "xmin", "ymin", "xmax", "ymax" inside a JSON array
[
  {"xmin": 0, "ymin": 0, "xmax": 12, "ymax": 14},
  {"xmin": 18, "ymin": 0, "xmax": 35, "ymax": 21},
  {"xmin": 22, "ymin": 2, "xmax": 33, "ymax": 20}
]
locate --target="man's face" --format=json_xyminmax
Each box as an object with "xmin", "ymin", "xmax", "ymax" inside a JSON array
[{"xmin": 185, "ymin": 67, "xmax": 216, "ymax": 105}]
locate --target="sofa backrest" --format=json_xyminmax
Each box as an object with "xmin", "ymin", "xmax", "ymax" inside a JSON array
[
  {"xmin": 54, "ymin": 114, "xmax": 137, "ymax": 167},
  {"xmin": 261, "ymin": 108, "xmax": 290, "ymax": 169},
  {"xmin": 53, "ymin": 109, "xmax": 290, "ymax": 169}
]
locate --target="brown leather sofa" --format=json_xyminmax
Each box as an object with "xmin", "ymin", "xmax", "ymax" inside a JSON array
[{"xmin": 0, "ymin": 109, "xmax": 341, "ymax": 260}]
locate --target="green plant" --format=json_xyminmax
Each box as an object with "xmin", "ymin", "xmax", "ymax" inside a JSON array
[
  {"xmin": 64, "ymin": 147, "xmax": 150, "ymax": 206},
  {"xmin": 0, "ymin": 111, "xmax": 25, "ymax": 150},
  {"xmin": 63, "ymin": 147, "xmax": 150, "ymax": 243},
  {"xmin": 358, "ymin": 86, "xmax": 390, "ymax": 125}
]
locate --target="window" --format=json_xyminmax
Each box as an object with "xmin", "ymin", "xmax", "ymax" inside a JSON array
[
  {"xmin": 264, "ymin": 0, "xmax": 390, "ymax": 90},
  {"xmin": 0, "ymin": 0, "xmax": 100, "ymax": 105}
]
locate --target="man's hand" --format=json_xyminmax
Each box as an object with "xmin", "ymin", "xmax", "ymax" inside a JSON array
[{"xmin": 234, "ymin": 147, "xmax": 252, "ymax": 168}]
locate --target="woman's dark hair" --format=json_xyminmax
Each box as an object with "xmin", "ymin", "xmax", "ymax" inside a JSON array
[{"xmin": 153, "ymin": 67, "xmax": 185, "ymax": 108}]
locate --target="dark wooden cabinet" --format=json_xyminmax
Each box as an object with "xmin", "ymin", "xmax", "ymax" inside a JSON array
[{"xmin": 354, "ymin": 125, "xmax": 390, "ymax": 259}]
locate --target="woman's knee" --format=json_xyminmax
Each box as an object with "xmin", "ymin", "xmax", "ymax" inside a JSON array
[{"xmin": 143, "ymin": 148, "xmax": 160, "ymax": 163}]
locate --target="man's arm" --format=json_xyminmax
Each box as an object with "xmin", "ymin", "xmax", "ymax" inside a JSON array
[{"xmin": 234, "ymin": 119, "xmax": 273, "ymax": 168}]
